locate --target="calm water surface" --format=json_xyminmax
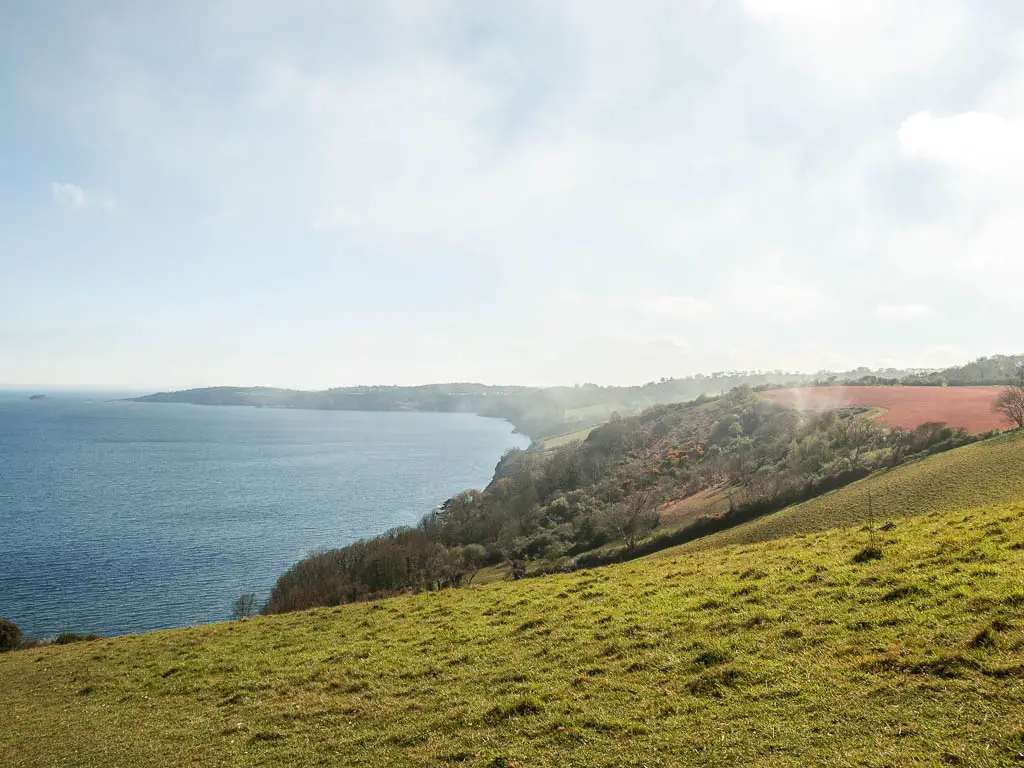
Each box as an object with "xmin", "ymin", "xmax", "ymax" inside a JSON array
[{"xmin": 0, "ymin": 393, "xmax": 527, "ymax": 637}]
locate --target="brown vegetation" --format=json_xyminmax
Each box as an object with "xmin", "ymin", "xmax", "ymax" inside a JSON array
[
  {"xmin": 993, "ymin": 368, "xmax": 1024, "ymax": 429},
  {"xmin": 762, "ymin": 385, "xmax": 1009, "ymax": 432}
]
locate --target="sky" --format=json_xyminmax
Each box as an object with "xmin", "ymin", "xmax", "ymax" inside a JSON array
[{"xmin": 1, "ymin": 0, "xmax": 1023, "ymax": 390}]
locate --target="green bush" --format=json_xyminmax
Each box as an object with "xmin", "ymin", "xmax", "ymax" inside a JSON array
[
  {"xmin": 54, "ymin": 632, "xmax": 102, "ymax": 645},
  {"xmin": 853, "ymin": 546, "xmax": 884, "ymax": 563},
  {"xmin": 0, "ymin": 619, "xmax": 22, "ymax": 653}
]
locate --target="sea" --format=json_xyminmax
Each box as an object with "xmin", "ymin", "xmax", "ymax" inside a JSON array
[{"xmin": 0, "ymin": 391, "xmax": 529, "ymax": 638}]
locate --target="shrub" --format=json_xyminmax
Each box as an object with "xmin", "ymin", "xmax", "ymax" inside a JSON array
[
  {"xmin": 693, "ymin": 646, "xmax": 732, "ymax": 668},
  {"xmin": 853, "ymin": 546, "xmax": 884, "ymax": 563},
  {"xmin": 483, "ymin": 697, "xmax": 543, "ymax": 722},
  {"xmin": 0, "ymin": 619, "xmax": 22, "ymax": 653},
  {"xmin": 54, "ymin": 632, "xmax": 102, "ymax": 645},
  {"xmin": 883, "ymin": 584, "xmax": 925, "ymax": 602},
  {"xmin": 969, "ymin": 626, "xmax": 998, "ymax": 650},
  {"xmin": 686, "ymin": 665, "xmax": 746, "ymax": 697}
]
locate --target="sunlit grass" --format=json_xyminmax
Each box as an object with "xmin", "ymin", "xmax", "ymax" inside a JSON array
[
  {"xmin": 540, "ymin": 427, "xmax": 596, "ymax": 451},
  {"xmin": 682, "ymin": 429, "xmax": 1024, "ymax": 553},
  {"xmin": 3, "ymin": 493, "xmax": 1024, "ymax": 766}
]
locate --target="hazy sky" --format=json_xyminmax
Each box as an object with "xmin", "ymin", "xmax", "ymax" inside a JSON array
[{"xmin": 2, "ymin": 1, "xmax": 1023, "ymax": 389}]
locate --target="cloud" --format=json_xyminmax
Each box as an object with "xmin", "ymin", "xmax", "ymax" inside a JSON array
[
  {"xmin": 644, "ymin": 295, "xmax": 715, "ymax": 320},
  {"xmin": 4, "ymin": 1, "xmax": 1023, "ymax": 387},
  {"xmin": 741, "ymin": 0, "xmax": 966, "ymax": 95},
  {"xmin": 718, "ymin": 261, "xmax": 830, "ymax": 319},
  {"xmin": 51, "ymin": 182, "xmax": 87, "ymax": 208},
  {"xmin": 894, "ymin": 109, "xmax": 1024, "ymax": 302},
  {"xmin": 741, "ymin": 0, "xmax": 882, "ymax": 24},
  {"xmin": 50, "ymin": 182, "xmax": 117, "ymax": 211},
  {"xmin": 875, "ymin": 303, "xmax": 932, "ymax": 319},
  {"xmin": 898, "ymin": 111, "xmax": 1024, "ymax": 176}
]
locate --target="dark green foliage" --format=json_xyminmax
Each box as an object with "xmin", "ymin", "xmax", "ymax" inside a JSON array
[
  {"xmin": 969, "ymin": 626, "xmax": 998, "ymax": 650},
  {"xmin": 483, "ymin": 697, "xmax": 543, "ymax": 722},
  {"xmin": 883, "ymin": 584, "xmax": 925, "ymax": 602},
  {"xmin": 853, "ymin": 546, "xmax": 884, "ymax": 563},
  {"xmin": 54, "ymin": 632, "xmax": 102, "ymax": 645},
  {"xmin": 458, "ymin": 543, "xmax": 488, "ymax": 584},
  {"xmin": 693, "ymin": 646, "xmax": 732, "ymax": 667},
  {"xmin": 0, "ymin": 619, "xmax": 21, "ymax": 653},
  {"xmin": 686, "ymin": 665, "xmax": 746, "ymax": 697}
]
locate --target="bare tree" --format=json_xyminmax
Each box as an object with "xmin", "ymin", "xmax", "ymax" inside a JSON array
[
  {"xmin": 602, "ymin": 487, "xmax": 661, "ymax": 551},
  {"xmin": 231, "ymin": 592, "xmax": 260, "ymax": 620},
  {"xmin": 994, "ymin": 367, "xmax": 1024, "ymax": 429}
]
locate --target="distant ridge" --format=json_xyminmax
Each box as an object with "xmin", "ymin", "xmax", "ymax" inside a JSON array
[{"xmin": 128, "ymin": 353, "xmax": 1023, "ymax": 441}]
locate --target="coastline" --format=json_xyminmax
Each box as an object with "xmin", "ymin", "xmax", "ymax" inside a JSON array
[
  {"xmin": 124, "ymin": 396, "xmax": 548, "ymax": 447},
  {"xmin": 1, "ymin": 401, "xmax": 527, "ymax": 638}
]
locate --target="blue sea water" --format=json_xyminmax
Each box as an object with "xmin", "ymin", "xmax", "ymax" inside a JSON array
[{"xmin": 0, "ymin": 392, "xmax": 528, "ymax": 637}]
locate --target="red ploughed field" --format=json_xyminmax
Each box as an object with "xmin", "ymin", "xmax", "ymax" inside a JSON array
[{"xmin": 761, "ymin": 386, "xmax": 1010, "ymax": 433}]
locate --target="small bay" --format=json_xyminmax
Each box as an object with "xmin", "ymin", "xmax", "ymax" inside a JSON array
[{"xmin": 0, "ymin": 392, "xmax": 528, "ymax": 637}]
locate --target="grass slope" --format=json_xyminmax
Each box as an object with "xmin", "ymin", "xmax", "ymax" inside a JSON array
[
  {"xmin": 4, "ymin": 500, "xmax": 1024, "ymax": 766},
  {"xmin": 540, "ymin": 427, "xmax": 596, "ymax": 451},
  {"xmin": 658, "ymin": 487, "xmax": 731, "ymax": 529},
  {"xmin": 683, "ymin": 429, "xmax": 1024, "ymax": 553}
]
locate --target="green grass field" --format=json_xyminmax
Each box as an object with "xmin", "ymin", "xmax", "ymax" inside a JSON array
[
  {"xmin": 540, "ymin": 426, "xmax": 595, "ymax": 451},
  {"xmin": 4, "ymin": 494, "xmax": 1024, "ymax": 765},
  {"xmin": 682, "ymin": 430, "xmax": 1024, "ymax": 553}
]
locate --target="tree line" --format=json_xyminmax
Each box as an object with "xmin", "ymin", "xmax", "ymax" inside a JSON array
[{"xmin": 262, "ymin": 386, "xmax": 1001, "ymax": 614}]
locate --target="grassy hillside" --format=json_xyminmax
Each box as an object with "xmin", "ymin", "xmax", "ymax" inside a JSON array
[
  {"xmin": 658, "ymin": 487, "xmax": 731, "ymax": 529},
  {"xmin": 540, "ymin": 426, "xmax": 595, "ymax": 450},
  {"xmin": 265, "ymin": 387, "xmax": 991, "ymax": 611},
  {"xmin": 4, "ymin": 499, "xmax": 1024, "ymax": 766},
  {"xmin": 683, "ymin": 429, "xmax": 1024, "ymax": 553}
]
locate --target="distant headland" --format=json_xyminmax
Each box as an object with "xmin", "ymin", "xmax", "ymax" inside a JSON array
[
  {"xmin": 126, "ymin": 376, "xmax": 808, "ymax": 443},
  {"xmin": 124, "ymin": 358, "xmax": 1000, "ymax": 444}
]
